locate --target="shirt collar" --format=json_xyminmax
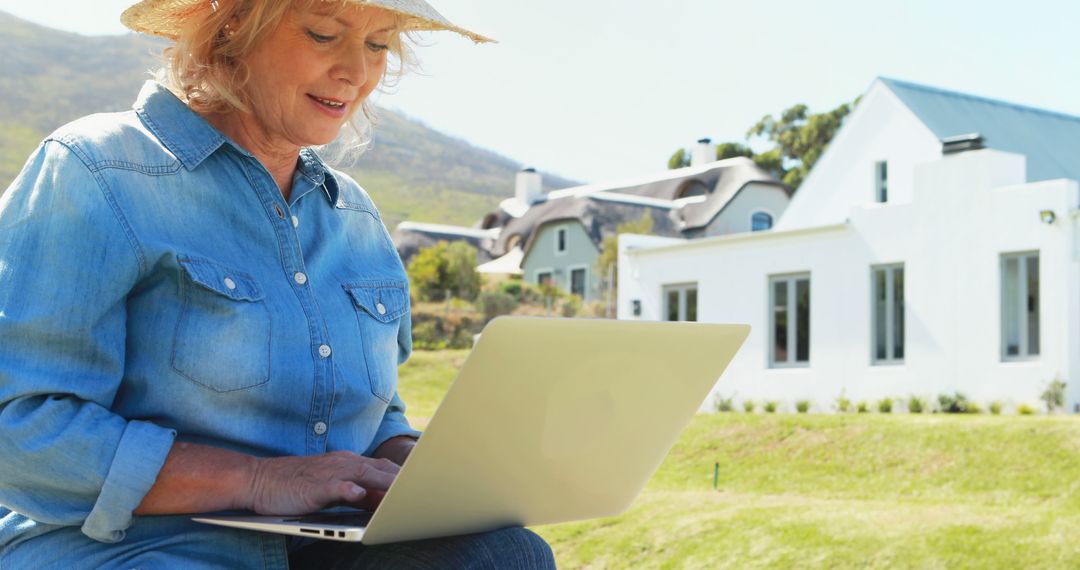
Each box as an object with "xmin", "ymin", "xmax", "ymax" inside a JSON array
[{"xmin": 133, "ymin": 81, "xmax": 341, "ymax": 205}]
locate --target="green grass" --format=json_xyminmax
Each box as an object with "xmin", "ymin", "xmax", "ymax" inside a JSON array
[{"xmin": 397, "ymin": 350, "xmax": 1080, "ymax": 569}]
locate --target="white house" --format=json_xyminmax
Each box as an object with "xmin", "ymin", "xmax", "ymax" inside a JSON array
[{"xmin": 618, "ymin": 78, "xmax": 1080, "ymax": 412}]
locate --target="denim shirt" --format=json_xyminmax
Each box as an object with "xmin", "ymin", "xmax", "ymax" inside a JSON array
[{"xmin": 0, "ymin": 81, "xmax": 420, "ymax": 562}]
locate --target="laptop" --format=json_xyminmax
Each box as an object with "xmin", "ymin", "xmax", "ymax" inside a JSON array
[{"xmin": 194, "ymin": 317, "xmax": 749, "ymax": 545}]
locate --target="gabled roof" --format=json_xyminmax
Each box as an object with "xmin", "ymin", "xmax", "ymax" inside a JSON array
[{"xmin": 881, "ymin": 77, "xmax": 1080, "ymax": 183}]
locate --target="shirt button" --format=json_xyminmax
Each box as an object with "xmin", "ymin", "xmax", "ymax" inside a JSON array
[
  {"xmin": 223, "ymin": 277, "xmax": 236, "ymax": 290},
  {"xmin": 292, "ymin": 215, "xmax": 300, "ymax": 228},
  {"xmin": 376, "ymin": 303, "xmax": 387, "ymax": 315},
  {"xmin": 294, "ymin": 272, "xmax": 308, "ymax": 285},
  {"xmin": 318, "ymin": 344, "xmax": 332, "ymax": 358},
  {"xmin": 313, "ymin": 421, "xmax": 328, "ymax": 436}
]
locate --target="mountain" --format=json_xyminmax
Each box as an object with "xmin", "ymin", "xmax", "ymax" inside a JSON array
[{"xmin": 0, "ymin": 11, "xmax": 578, "ymax": 227}]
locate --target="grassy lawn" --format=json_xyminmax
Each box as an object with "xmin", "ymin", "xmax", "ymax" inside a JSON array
[{"xmin": 398, "ymin": 349, "xmax": 1080, "ymax": 569}]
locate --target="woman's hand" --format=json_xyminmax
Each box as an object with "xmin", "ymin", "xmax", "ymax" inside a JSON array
[{"xmin": 246, "ymin": 451, "xmax": 401, "ymax": 515}]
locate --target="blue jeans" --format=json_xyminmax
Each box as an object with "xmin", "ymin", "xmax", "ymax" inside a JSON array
[
  {"xmin": 1, "ymin": 516, "xmax": 554, "ymax": 569},
  {"xmin": 288, "ymin": 528, "xmax": 556, "ymax": 569},
  {"xmin": 289, "ymin": 526, "xmax": 557, "ymax": 565}
]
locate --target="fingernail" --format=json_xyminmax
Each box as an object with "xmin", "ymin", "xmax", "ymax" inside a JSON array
[{"xmin": 351, "ymin": 484, "xmax": 365, "ymax": 497}]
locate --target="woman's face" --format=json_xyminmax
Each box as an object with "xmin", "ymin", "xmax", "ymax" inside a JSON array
[{"xmin": 239, "ymin": 3, "xmax": 397, "ymax": 150}]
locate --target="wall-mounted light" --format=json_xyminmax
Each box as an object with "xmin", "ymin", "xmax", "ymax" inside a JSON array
[
  {"xmin": 632, "ymin": 300, "xmax": 642, "ymax": 317},
  {"xmin": 1039, "ymin": 209, "xmax": 1057, "ymax": 225}
]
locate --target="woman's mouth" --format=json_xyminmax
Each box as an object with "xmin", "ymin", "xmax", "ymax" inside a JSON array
[{"xmin": 308, "ymin": 94, "xmax": 349, "ymax": 115}]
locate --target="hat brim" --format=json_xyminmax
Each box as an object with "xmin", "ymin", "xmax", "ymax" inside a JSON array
[{"xmin": 121, "ymin": 0, "xmax": 495, "ymax": 44}]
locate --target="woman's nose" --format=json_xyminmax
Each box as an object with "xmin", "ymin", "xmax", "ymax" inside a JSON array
[{"xmin": 333, "ymin": 49, "xmax": 368, "ymax": 86}]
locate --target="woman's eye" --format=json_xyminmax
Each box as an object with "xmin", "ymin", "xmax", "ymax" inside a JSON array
[
  {"xmin": 366, "ymin": 41, "xmax": 390, "ymax": 53},
  {"xmin": 307, "ymin": 30, "xmax": 336, "ymax": 43}
]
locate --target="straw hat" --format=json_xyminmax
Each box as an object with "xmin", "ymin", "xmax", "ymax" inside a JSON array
[{"xmin": 121, "ymin": 0, "xmax": 495, "ymax": 43}]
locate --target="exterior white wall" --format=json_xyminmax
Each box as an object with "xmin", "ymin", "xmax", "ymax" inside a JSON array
[
  {"xmin": 621, "ymin": 149, "xmax": 1079, "ymax": 412},
  {"xmin": 776, "ymin": 80, "xmax": 943, "ymax": 231},
  {"xmin": 703, "ymin": 183, "xmax": 790, "ymax": 237}
]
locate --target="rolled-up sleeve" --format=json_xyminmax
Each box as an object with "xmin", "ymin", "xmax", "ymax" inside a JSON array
[{"xmin": 0, "ymin": 140, "xmax": 176, "ymax": 543}]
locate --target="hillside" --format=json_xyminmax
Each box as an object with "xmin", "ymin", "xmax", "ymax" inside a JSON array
[{"xmin": 0, "ymin": 11, "xmax": 578, "ymax": 227}]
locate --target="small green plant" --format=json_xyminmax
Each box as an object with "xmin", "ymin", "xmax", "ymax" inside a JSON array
[
  {"xmin": 742, "ymin": 400, "xmax": 756, "ymax": 413},
  {"xmin": 877, "ymin": 398, "xmax": 893, "ymax": 414},
  {"xmin": 764, "ymin": 401, "xmax": 779, "ymax": 414},
  {"xmin": 835, "ymin": 393, "xmax": 851, "ymax": 413},
  {"xmin": 989, "ymin": 401, "xmax": 1003, "ymax": 415},
  {"xmin": 1041, "ymin": 376, "xmax": 1067, "ymax": 413},
  {"xmin": 714, "ymin": 394, "xmax": 736, "ymax": 413},
  {"xmin": 795, "ymin": 400, "xmax": 811, "ymax": 414},
  {"xmin": 1017, "ymin": 403, "xmax": 1036, "ymax": 416},
  {"xmin": 907, "ymin": 396, "xmax": 925, "ymax": 414},
  {"xmin": 938, "ymin": 392, "xmax": 977, "ymax": 414},
  {"xmin": 856, "ymin": 401, "xmax": 869, "ymax": 413}
]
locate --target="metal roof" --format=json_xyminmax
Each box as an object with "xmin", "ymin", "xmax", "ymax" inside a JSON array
[{"xmin": 881, "ymin": 77, "xmax": 1080, "ymax": 183}]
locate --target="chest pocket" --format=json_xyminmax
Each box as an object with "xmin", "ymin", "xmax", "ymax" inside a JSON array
[
  {"xmin": 172, "ymin": 257, "xmax": 271, "ymax": 392},
  {"xmin": 344, "ymin": 282, "xmax": 409, "ymax": 402}
]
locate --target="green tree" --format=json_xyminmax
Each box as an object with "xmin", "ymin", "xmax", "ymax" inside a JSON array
[
  {"xmin": 747, "ymin": 101, "xmax": 852, "ymax": 188},
  {"xmin": 715, "ymin": 142, "xmax": 753, "ymax": 161},
  {"xmin": 667, "ymin": 148, "xmax": 690, "ymax": 170},
  {"xmin": 595, "ymin": 213, "xmax": 655, "ymax": 313},
  {"xmin": 406, "ymin": 241, "xmax": 481, "ymax": 302},
  {"xmin": 663, "ymin": 98, "xmax": 854, "ymax": 191}
]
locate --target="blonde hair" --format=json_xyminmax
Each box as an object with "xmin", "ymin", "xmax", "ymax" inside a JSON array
[{"xmin": 157, "ymin": 0, "xmax": 419, "ymax": 159}]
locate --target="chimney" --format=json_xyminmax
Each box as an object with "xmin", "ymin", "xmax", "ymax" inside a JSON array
[
  {"xmin": 691, "ymin": 138, "xmax": 715, "ymax": 167},
  {"xmin": 515, "ymin": 167, "xmax": 544, "ymax": 205}
]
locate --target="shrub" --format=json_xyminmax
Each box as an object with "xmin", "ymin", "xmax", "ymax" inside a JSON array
[
  {"xmin": 938, "ymin": 392, "xmax": 978, "ymax": 414},
  {"xmin": 989, "ymin": 401, "xmax": 1003, "ymax": 415},
  {"xmin": 877, "ymin": 398, "xmax": 893, "ymax": 414},
  {"xmin": 907, "ymin": 396, "xmax": 926, "ymax": 414},
  {"xmin": 497, "ymin": 280, "xmax": 523, "ymax": 299},
  {"xmin": 406, "ymin": 241, "xmax": 481, "ymax": 301},
  {"xmin": 1017, "ymin": 403, "xmax": 1036, "ymax": 416},
  {"xmin": 856, "ymin": 401, "xmax": 869, "ymax": 414},
  {"xmin": 476, "ymin": 291, "xmax": 518, "ymax": 321},
  {"xmin": 411, "ymin": 320, "xmax": 447, "ymax": 350},
  {"xmin": 743, "ymin": 400, "xmax": 756, "ymax": 413},
  {"xmin": 1041, "ymin": 377, "xmax": 1067, "ymax": 413},
  {"xmin": 835, "ymin": 394, "xmax": 852, "ymax": 413},
  {"xmin": 795, "ymin": 400, "xmax": 811, "ymax": 414},
  {"xmin": 714, "ymin": 394, "xmax": 735, "ymax": 413},
  {"xmin": 764, "ymin": 401, "xmax": 779, "ymax": 413},
  {"xmin": 559, "ymin": 295, "xmax": 582, "ymax": 318}
]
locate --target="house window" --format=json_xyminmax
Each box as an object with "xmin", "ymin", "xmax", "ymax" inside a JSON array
[
  {"xmin": 570, "ymin": 267, "xmax": 587, "ymax": 297},
  {"xmin": 1001, "ymin": 252, "xmax": 1039, "ymax": 359},
  {"xmin": 770, "ymin": 274, "xmax": 810, "ymax": 367},
  {"xmin": 872, "ymin": 264, "xmax": 905, "ymax": 364},
  {"xmin": 537, "ymin": 271, "xmax": 553, "ymax": 287},
  {"xmin": 751, "ymin": 211, "xmax": 773, "ymax": 232},
  {"xmin": 555, "ymin": 227, "xmax": 567, "ymax": 255},
  {"xmin": 875, "ymin": 161, "xmax": 888, "ymax": 203},
  {"xmin": 663, "ymin": 284, "xmax": 698, "ymax": 322}
]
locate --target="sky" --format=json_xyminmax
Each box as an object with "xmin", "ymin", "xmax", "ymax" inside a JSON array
[{"xmin": 3, "ymin": 0, "xmax": 1079, "ymax": 183}]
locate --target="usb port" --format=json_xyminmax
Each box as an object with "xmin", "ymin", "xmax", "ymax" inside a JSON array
[{"xmin": 324, "ymin": 530, "xmax": 334, "ymax": 537}]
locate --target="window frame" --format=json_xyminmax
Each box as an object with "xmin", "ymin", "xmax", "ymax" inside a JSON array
[
  {"xmin": 750, "ymin": 210, "xmax": 774, "ymax": 232},
  {"xmin": 535, "ymin": 267, "xmax": 555, "ymax": 288},
  {"xmin": 875, "ymin": 160, "xmax": 888, "ymax": 203},
  {"xmin": 554, "ymin": 226, "xmax": 568, "ymax": 256},
  {"xmin": 568, "ymin": 264, "xmax": 589, "ymax": 298},
  {"xmin": 871, "ymin": 263, "xmax": 905, "ymax": 365},
  {"xmin": 768, "ymin": 272, "xmax": 811, "ymax": 368},
  {"xmin": 1000, "ymin": 251, "xmax": 1040, "ymax": 361},
  {"xmin": 662, "ymin": 283, "xmax": 698, "ymax": 322}
]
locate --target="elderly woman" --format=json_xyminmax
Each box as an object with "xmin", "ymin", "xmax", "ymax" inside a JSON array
[{"xmin": 0, "ymin": 0, "xmax": 555, "ymax": 567}]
